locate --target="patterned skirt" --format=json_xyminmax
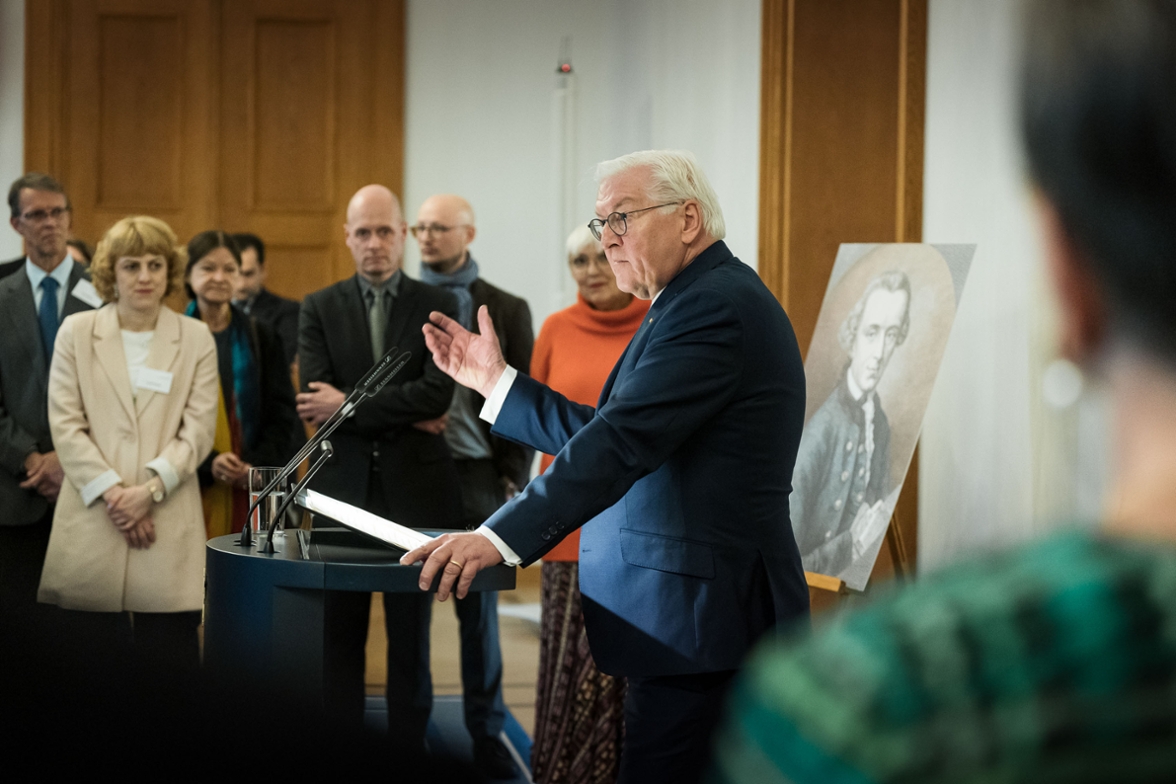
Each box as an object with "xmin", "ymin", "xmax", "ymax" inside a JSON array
[{"xmin": 531, "ymin": 561, "xmax": 626, "ymax": 784}]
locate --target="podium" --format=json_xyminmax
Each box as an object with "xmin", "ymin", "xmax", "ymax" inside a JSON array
[{"xmin": 204, "ymin": 524, "xmax": 515, "ymax": 706}]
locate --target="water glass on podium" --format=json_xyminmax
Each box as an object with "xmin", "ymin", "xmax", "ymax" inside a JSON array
[{"xmin": 249, "ymin": 466, "xmax": 290, "ymax": 542}]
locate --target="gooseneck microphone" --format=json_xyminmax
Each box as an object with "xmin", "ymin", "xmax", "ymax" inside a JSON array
[{"xmin": 238, "ymin": 346, "xmax": 412, "ymax": 548}]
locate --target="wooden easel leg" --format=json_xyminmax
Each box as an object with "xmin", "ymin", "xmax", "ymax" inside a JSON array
[{"xmin": 886, "ymin": 511, "xmax": 912, "ymax": 580}]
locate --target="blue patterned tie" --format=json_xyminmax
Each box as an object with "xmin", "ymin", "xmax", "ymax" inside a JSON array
[{"xmin": 39, "ymin": 276, "xmax": 60, "ymax": 359}]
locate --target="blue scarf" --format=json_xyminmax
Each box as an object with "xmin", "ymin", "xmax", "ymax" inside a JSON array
[
  {"xmin": 185, "ymin": 302, "xmax": 261, "ymax": 449},
  {"xmin": 420, "ymin": 256, "xmax": 479, "ymax": 329}
]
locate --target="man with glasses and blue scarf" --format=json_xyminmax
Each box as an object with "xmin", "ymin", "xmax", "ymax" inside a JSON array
[{"xmin": 411, "ymin": 194, "xmax": 533, "ymax": 779}]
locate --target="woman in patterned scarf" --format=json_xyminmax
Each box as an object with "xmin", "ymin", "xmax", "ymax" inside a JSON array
[{"xmin": 184, "ymin": 230, "xmax": 300, "ymax": 537}]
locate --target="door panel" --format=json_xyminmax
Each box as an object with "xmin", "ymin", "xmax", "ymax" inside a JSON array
[{"xmin": 25, "ymin": 0, "xmax": 405, "ymax": 302}]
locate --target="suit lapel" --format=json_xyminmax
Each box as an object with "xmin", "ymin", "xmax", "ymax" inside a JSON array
[
  {"xmin": 596, "ymin": 243, "xmax": 732, "ymax": 406},
  {"xmin": 597, "ymin": 314, "xmax": 653, "ymax": 406},
  {"xmin": 382, "ymin": 275, "xmax": 417, "ymax": 360},
  {"xmin": 0, "ymin": 272, "xmax": 49, "ymax": 383},
  {"xmin": 93, "ymin": 306, "xmax": 137, "ymax": 422},
  {"xmin": 135, "ymin": 307, "xmax": 181, "ymax": 415}
]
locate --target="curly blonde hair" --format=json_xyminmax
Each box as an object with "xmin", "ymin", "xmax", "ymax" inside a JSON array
[{"xmin": 90, "ymin": 216, "xmax": 186, "ymax": 302}]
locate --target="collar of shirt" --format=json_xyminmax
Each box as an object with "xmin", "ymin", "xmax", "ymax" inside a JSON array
[
  {"xmin": 357, "ymin": 269, "xmax": 402, "ymax": 303},
  {"xmin": 846, "ymin": 367, "xmax": 866, "ymax": 402},
  {"xmin": 25, "ymin": 255, "xmax": 74, "ymax": 292}
]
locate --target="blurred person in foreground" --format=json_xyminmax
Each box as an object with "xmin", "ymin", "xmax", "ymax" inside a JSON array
[
  {"xmin": 710, "ymin": 1, "xmax": 1176, "ymax": 781},
  {"xmin": 37, "ymin": 216, "xmax": 217, "ymax": 669},
  {"xmin": 529, "ymin": 225, "xmax": 647, "ymax": 784},
  {"xmin": 185, "ymin": 230, "xmax": 300, "ymax": 537}
]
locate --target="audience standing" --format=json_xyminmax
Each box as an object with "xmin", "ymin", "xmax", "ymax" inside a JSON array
[
  {"xmin": 413, "ymin": 193, "xmax": 534, "ymax": 779},
  {"xmin": 710, "ymin": 1, "xmax": 1176, "ymax": 780},
  {"xmin": 0, "ymin": 173, "xmax": 97, "ymax": 644},
  {"xmin": 185, "ymin": 231, "xmax": 300, "ymax": 538},
  {"xmin": 528, "ymin": 225, "xmax": 648, "ymax": 784},
  {"xmin": 232, "ymin": 232, "xmax": 301, "ymax": 367},
  {"xmin": 37, "ymin": 215, "xmax": 217, "ymax": 670}
]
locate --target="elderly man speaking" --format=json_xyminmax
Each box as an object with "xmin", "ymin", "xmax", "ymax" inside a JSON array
[{"xmin": 403, "ymin": 150, "xmax": 809, "ymax": 782}]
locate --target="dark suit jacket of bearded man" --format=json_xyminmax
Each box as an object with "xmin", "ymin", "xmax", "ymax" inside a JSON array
[
  {"xmin": 484, "ymin": 240, "xmax": 811, "ymax": 678},
  {"xmin": 248, "ymin": 287, "xmax": 301, "ymax": 367},
  {"xmin": 298, "ymin": 274, "xmax": 462, "ymax": 527}
]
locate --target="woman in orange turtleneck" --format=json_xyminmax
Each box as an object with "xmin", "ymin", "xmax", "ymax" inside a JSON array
[{"xmin": 529, "ymin": 226, "xmax": 648, "ymax": 784}]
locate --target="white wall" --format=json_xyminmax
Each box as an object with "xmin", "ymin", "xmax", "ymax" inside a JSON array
[
  {"xmin": 0, "ymin": 0, "xmax": 24, "ymax": 259},
  {"xmin": 919, "ymin": 0, "xmax": 1110, "ymax": 573},
  {"xmin": 402, "ymin": 0, "xmax": 761, "ymax": 329}
]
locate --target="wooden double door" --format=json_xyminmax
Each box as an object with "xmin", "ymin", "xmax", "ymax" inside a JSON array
[{"xmin": 25, "ymin": 0, "xmax": 405, "ymax": 301}]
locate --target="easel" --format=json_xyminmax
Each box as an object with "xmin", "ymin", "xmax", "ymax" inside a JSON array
[{"xmin": 805, "ymin": 508, "xmax": 913, "ymax": 613}]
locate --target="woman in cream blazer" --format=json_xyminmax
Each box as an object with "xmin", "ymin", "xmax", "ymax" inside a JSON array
[{"xmin": 38, "ymin": 216, "xmax": 217, "ymax": 665}]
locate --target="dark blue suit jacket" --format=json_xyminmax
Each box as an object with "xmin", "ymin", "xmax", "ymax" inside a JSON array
[{"xmin": 485, "ymin": 241, "xmax": 809, "ymax": 677}]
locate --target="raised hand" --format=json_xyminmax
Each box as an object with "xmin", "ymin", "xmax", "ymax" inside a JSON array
[{"xmin": 422, "ymin": 305, "xmax": 507, "ymax": 398}]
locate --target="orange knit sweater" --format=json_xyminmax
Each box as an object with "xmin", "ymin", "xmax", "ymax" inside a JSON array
[{"xmin": 531, "ymin": 293, "xmax": 649, "ymax": 561}]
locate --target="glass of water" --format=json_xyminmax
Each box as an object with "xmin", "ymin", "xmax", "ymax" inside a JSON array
[{"xmin": 248, "ymin": 466, "xmax": 290, "ymax": 543}]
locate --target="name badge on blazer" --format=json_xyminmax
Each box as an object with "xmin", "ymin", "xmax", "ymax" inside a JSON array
[
  {"xmin": 136, "ymin": 368, "xmax": 173, "ymax": 394},
  {"xmin": 70, "ymin": 279, "xmax": 104, "ymax": 309}
]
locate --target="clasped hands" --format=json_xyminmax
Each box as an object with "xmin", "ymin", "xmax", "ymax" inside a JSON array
[
  {"xmin": 103, "ymin": 484, "xmax": 156, "ymax": 549},
  {"xmin": 398, "ymin": 306, "xmax": 511, "ymax": 601},
  {"xmin": 211, "ymin": 451, "xmax": 250, "ymax": 488},
  {"xmin": 21, "ymin": 450, "xmax": 64, "ymax": 503}
]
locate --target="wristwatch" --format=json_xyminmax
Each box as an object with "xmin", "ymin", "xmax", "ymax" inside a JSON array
[{"xmin": 147, "ymin": 477, "xmax": 164, "ymax": 504}]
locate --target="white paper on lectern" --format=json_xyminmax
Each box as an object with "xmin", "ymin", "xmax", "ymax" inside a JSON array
[{"xmin": 297, "ymin": 489, "xmax": 434, "ymax": 551}]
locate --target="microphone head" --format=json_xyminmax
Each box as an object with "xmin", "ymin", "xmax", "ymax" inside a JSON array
[
  {"xmin": 356, "ymin": 346, "xmax": 400, "ymax": 394},
  {"xmin": 366, "ymin": 351, "xmax": 412, "ymax": 397}
]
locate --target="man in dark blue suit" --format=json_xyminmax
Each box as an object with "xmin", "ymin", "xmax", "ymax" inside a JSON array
[{"xmin": 404, "ymin": 150, "xmax": 809, "ymax": 782}]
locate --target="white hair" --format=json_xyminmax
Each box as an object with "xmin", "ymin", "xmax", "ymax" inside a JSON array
[
  {"xmin": 594, "ymin": 150, "xmax": 726, "ymax": 240},
  {"xmin": 566, "ymin": 224, "xmax": 602, "ymax": 259}
]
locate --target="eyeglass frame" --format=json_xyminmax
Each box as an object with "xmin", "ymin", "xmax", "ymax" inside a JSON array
[
  {"xmin": 18, "ymin": 205, "xmax": 71, "ymax": 225},
  {"xmin": 409, "ymin": 223, "xmax": 470, "ymax": 239},
  {"xmin": 587, "ymin": 201, "xmax": 682, "ymax": 241}
]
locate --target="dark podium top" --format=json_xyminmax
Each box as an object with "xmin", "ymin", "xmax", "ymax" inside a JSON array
[{"xmin": 203, "ymin": 528, "xmax": 515, "ymax": 703}]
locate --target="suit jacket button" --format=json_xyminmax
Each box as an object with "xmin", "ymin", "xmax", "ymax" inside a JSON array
[
  {"xmin": 541, "ymin": 532, "xmax": 551, "ymax": 541},
  {"xmin": 845, "ymin": 441, "xmax": 853, "ymax": 452},
  {"xmin": 841, "ymin": 470, "xmax": 849, "ymax": 481},
  {"xmin": 833, "ymin": 499, "xmax": 842, "ymax": 510}
]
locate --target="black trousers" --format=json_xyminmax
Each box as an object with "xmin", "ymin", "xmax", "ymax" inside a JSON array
[
  {"xmin": 321, "ymin": 475, "xmax": 433, "ymax": 751},
  {"xmin": 451, "ymin": 458, "xmax": 507, "ymax": 741},
  {"xmin": 617, "ymin": 669, "xmax": 737, "ymax": 784},
  {"xmin": 0, "ymin": 515, "xmax": 57, "ymax": 645}
]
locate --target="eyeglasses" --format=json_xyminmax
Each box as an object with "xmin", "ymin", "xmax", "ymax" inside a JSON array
[
  {"xmin": 587, "ymin": 202, "xmax": 680, "ymax": 241},
  {"xmin": 19, "ymin": 206, "xmax": 70, "ymax": 224},
  {"xmin": 409, "ymin": 223, "xmax": 469, "ymax": 239}
]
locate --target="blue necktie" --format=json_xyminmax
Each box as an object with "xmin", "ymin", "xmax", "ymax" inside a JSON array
[{"xmin": 39, "ymin": 277, "xmax": 60, "ymax": 359}]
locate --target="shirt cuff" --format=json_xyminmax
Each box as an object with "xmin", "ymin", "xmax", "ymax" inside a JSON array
[
  {"xmin": 145, "ymin": 457, "xmax": 180, "ymax": 495},
  {"xmin": 475, "ymin": 525, "xmax": 523, "ymax": 567},
  {"xmin": 81, "ymin": 469, "xmax": 122, "ymax": 507},
  {"xmin": 478, "ymin": 366, "xmax": 518, "ymax": 425}
]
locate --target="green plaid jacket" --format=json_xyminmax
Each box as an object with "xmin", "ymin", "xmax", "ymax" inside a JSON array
[{"xmin": 711, "ymin": 530, "xmax": 1176, "ymax": 783}]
